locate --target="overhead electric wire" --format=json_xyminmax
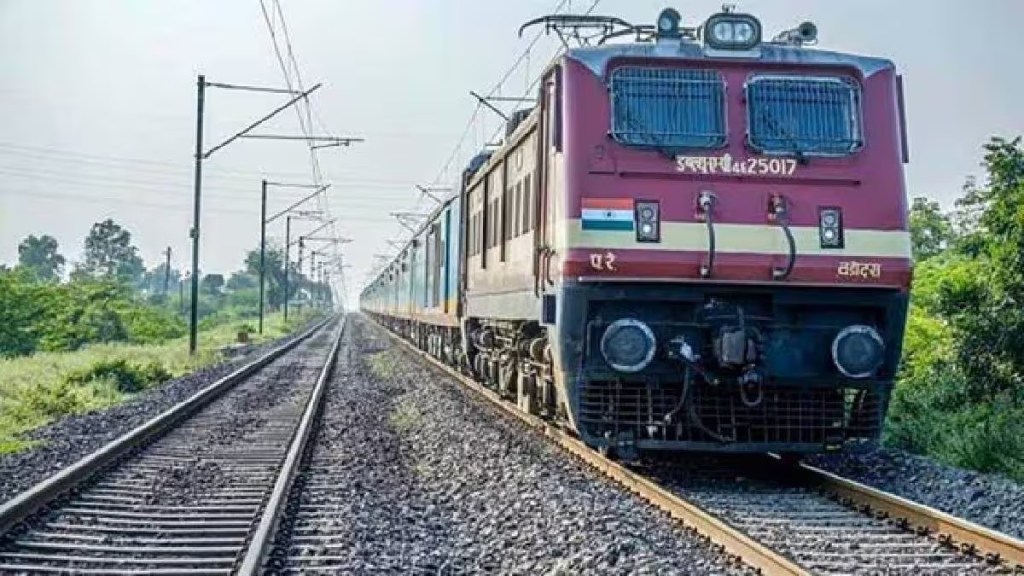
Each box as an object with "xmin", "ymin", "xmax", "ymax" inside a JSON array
[
  {"xmin": 375, "ymin": 0, "xmax": 576, "ymax": 278},
  {"xmin": 0, "ymin": 141, "xmax": 415, "ymax": 186},
  {"xmin": 0, "ymin": 166, "xmax": 419, "ymax": 204},
  {"xmin": 258, "ymin": 0, "xmax": 349, "ymax": 305},
  {"xmin": 372, "ymin": 0, "xmax": 602, "ymax": 291},
  {"xmin": 426, "ymin": 0, "xmax": 571, "ymax": 189},
  {"xmin": 0, "ymin": 187, "xmax": 404, "ymax": 223}
]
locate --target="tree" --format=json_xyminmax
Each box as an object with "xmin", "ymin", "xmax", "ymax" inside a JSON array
[
  {"xmin": 141, "ymin": 263, "xmax": 181, "ymax": 294},
  {"xmin": 937, "ymin": 137, "xmax": 1024, "ymax": 401},
  {"xmin": 201, "ymin": 273, "xmax": 225, "ymax": 295},
  {"xmin": 78, "ymin": 219, "xmax": 145, "ymax": 284},
  {"xmin": 17, "ymin": 234, "xmax": 66, "ymax": 281},
  {"xmin": 226, "ymin": 271, "xmax": 257, "ymax": 291},
  {"xmin": 0, "ymin": 268, "xmax": 49, "ymax": 356},
  {"xmin": 908, "ymin": 198, "xmax": 954, "ymax": 261},
  {"xmin": 244, "ymin": 244, "xmax": 286, "ymax": 308}
]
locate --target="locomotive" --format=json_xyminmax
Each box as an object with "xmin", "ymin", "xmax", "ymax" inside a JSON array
[{"xmin": 361, "ymin": 7, "xmax": 911, "ymax": 460}]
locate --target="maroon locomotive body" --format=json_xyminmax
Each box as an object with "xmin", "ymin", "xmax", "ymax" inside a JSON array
[{"xmin": 363, "ymin": 8, "xmax": 911, "ymax": 459}]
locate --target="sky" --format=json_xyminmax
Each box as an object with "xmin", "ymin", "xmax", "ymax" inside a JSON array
[{"xmin": 1, "ymin": 0, "xmax": 1022, "ymax": 307}]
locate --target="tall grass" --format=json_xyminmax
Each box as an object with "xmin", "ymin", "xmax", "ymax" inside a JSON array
[{"xmin": 0, "ymin": 311, "xmax": 320, "ymax": 454}]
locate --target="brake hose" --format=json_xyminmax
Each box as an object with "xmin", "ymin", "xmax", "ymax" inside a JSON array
[
  {"xmin": 772, "ymin": 195, "xmax": 796, "ymax": 280},
  {"xmin": 698, "ymin": 191, "xmax": 717, "ymax": 278}
]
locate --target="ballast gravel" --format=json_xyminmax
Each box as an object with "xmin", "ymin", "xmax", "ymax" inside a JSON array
[
  {"xmin": 809, "ymin": 449, "xmax": 1024, "ymax": 540},
  {"xmin": 0, "ymin": 325, "xmax": 338, "ymax": 573},
  {"xmin": 271, "ymin": 316, "xmax": 741, "ymax": 575},
  {"xmin": 651, "ymin": 458, "xmax": 997, "ymax": 575},
  {"xmin": 0, "ymin": 323, "xmax": 313, "ymax": 504}
]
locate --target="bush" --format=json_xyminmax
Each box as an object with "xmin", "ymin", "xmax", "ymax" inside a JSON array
[
  {"xmin": 118, "ymin": 304, "xmax": 186, "ymax": 344},
  {"xmin": 64, "ymin": 358, "xmax": 172, "ymax": 393},
  {"xmin": 0, "ymin": 274, "xmax": 187, "ymax": 357},
  {"xmin": 0, "ymin": 268, "xmax": 49, "ymax": 357}
]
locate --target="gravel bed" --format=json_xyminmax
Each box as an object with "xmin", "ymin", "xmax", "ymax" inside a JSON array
[
  {"xmin": 808, "ymin": 449, "xmax": 1024, "ymax": 540},
  {"xmin": 0, "ymin": 319, "xmax": 322, "ymax": 504},
  {"xmin": 271, "ymin": 317, "xmax": 741, "ymax": 575},
  {"xmin": 0, "ymin": 325, "xmax": 338, "ymax": 573},
  {"xmin": 650, "ymin": 458, "xmax": 996, "ymax": 575}
]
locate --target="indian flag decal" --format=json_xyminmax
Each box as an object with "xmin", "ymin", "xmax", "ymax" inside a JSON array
[{"xmin": 581, "ymin": 197, "xmax": 634, "ymax": 231}]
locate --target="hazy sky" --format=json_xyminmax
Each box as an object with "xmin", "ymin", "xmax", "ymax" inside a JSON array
[{"xmin": 1, "ymin": 0, "xmax": 1022, "ymax": 306}]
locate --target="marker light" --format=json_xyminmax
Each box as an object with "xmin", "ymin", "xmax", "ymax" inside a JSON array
[
  {"xmin": 635, "ymin": 200, "xmax": 661, "ymax": 243},
  {"xmin": 656, "ymin": 8, "xmax": 682, "ymax": 39},
  {"xmin": 704, "ymin": 13, "xmax": 762, "ymax": 50},
  {"xmin": 819, "ymin": 207, "xmax": 844, "ymax": 248}
]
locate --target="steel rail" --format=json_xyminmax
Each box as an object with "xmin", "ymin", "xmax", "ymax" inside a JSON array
[
  {"xmin": 372, "ymin": 315, "xmax": 1024, "ymax": 575},
  {"xmin": 0, "ymin": 315, "xmax": 334, "ymax": 537},
  {"xmin": 369, "ymin": 316, "xmax": 808, "ymax": 576},
  {"xmin": 795, "ymin": 463, "xmax": 1024, "ymax": 571},
  {"xmin": 236, "ymin": 316, "xmax": 346, "ymax": 575}
]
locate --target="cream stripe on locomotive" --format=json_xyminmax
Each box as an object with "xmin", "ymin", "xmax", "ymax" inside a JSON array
[{"xmin": 562, "ymin": 220, "xmax": 912, "ymax": 258}]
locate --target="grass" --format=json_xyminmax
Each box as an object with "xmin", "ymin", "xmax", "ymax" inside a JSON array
[
  {"xmin": 366, "ymin": 350, "xmax": 399, "ymax": 380},
  {"xmin": 389, "ymin": 398, "xmax": 422, "ymax": 434},
  {"xmin": 0, "ymin": 310, "xmax": 321, "ymax": 454}
]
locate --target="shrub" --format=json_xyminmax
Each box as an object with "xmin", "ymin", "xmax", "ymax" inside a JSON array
[{"xmin": 64, "ymin": 358, "xmax": 172, "ymax": 393}]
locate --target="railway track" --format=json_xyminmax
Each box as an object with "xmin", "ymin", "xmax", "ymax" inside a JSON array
[
  {"xmin": 370, "ymin": 316, "xmax": 1024, "ymax": 576},
  {"xmin": 0, "ymin": 316, "xmax": 344, "ymax": 576}
]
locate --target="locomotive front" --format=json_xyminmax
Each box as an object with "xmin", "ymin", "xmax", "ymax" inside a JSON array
[{"xmin": 549, "ymin": 9, "xmax": 911, "ymax": 458}]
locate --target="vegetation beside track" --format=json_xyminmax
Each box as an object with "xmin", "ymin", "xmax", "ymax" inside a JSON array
[
  {"xmin": 0, "ymin": 215, "xmax": 334, "ymax": 453},
  {"xmin": 0, "ymin": 310, "xmax": 320, "ymax": 454},
  {"xmin": 894, "ymin": 136, "xmax": 1024, "ymax": 481}
]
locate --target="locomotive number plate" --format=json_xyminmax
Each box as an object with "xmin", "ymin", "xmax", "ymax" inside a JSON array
[{"xmin": 676, "ymin": 153, "xmax": 798, "ymax": 176}]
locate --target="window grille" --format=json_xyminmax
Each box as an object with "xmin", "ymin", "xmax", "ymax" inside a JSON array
[
  {"xmin": 610, "ymin": 67, "xmax": 726, "ymax": 150},
  {"xmin": 747, "ymin": 75, "xmax": 862, "ymax": 156}
]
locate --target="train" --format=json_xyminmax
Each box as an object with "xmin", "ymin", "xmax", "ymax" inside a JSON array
[{"xmin": 361, "ymin": 7, "xmax": 911, "ymax": 460}]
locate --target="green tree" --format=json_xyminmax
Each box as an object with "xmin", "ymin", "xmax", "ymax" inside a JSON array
[
  {"xmin": 908, "ymin": 197, "xmax": 954, "ymax": 261},
  {"xmin": 226, "ymin": 271, "xmax": 257, "ymax": 291},
  {"xmin": 945, "ymin": 137, "xmax": 1024, "ymax": 399},
  {"xmin": 201, "ymin": 273, "xmax": 225, "ymax": 295},
  {"xmin": 77, "ymin": 219, "xmax": 145, "ymax": 284},
  {"xmin": 17, "ymin": 234, "xmax": 66, "ymax": 281},
  {"xmin": 0, "ymin": 268, "xmax": 49, "ymax": 356},
  {"xmin": 142, "ymin": 263, "xmax": 181, "ymax": 295},
  {"xmin": 245, "ymin": 244, "xmax": 286, "ymax": 308}
]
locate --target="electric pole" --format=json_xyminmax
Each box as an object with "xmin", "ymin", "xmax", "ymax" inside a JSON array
[
  {"xmin": 259, "ymin": 179, "xmax": 267, "ymax": 334},
  {"xmin": 284, "ymin": 215, "xmax": 291, "ymax": 322},
  {"xmin": 297, "ymin": 237, "xmax": 305, "ymax": 313},
  {"xmin": 189, "ymin": 75, "xmax": 205, "ymax": 355},
  {"xmin": 186, "ymin": 73, "xmax": 360, "ymax": 354},
  {"xmin": 163, "ymin": 247, "xmax": 172, "ymax": 294}
]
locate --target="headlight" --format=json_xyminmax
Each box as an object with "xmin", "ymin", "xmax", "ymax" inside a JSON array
[
  {"xmin": 704, "ymin": 13, "xmax": 762, "ymax": 50},
  {"xmin": 600, "ymin": 319, "xmax": 657, "ymax": 373},
  {"xmin": 832, "ymin": 325, "xmax": 884, "ymax": 379}
]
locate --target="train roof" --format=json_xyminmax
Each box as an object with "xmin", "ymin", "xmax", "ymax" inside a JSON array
[{"xmin": 565, "ymin": 41, "xmax": 895, "ymax": 79}]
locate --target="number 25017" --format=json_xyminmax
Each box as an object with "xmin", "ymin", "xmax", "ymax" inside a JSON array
[{"xmin": 740, "ymin": 157, "xmax": 797, "ymax": 175}]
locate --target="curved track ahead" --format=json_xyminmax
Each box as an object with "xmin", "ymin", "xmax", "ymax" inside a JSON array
[
  {"xmin": 0, "ymin": 317, "xmax": 344, "ymax": 575},
  {"xmin": 371, "ymin": 316, "xmax": 1024, "ymax": 576}
]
